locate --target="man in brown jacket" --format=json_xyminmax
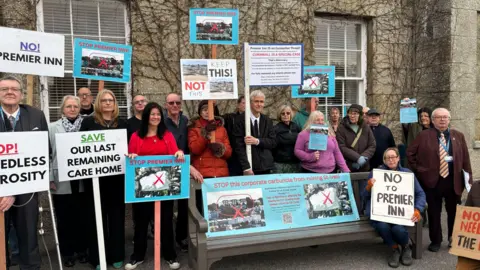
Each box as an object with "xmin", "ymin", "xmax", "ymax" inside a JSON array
[{"xmin": 407, "ymin": 108, "xmax": 472, "ymax": 252}]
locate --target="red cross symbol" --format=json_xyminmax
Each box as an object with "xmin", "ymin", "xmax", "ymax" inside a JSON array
[
  {"xmin": 232, "ymin": 206, "xmax": 244, "ymax": 218},
  {"xmin": 98, "ymin": 58, "xmax": 108, "ymax": 69},
  {"xmin": 322, "ymin": 191, "xmax": 333, "ymax": 205},
  {"xmin": 309, "ymin": 78, "xmax": 318, "ymax": 88},
  {"xmin": 153, "ymin": 172, "xmax": 164, "ymax": 186},
  {"xmin": 209, "ymin": 23, "xmax": 219, "ymax": 33}
]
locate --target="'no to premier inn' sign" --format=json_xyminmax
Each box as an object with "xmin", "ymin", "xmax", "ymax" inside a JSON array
[
  {"xmin": 0, "ymin": 132, "xmax": 49, "ymax": 197},
  {"xmin": 55, "ymin": 130, "xmax": 128, "ymax": 181},
  {"xmin": 0, "ymin": 27, "xmax": 65, "ymax": 77}
]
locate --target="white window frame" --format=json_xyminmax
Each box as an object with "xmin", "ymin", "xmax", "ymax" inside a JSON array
[{"xmin": 36, "ymin": 0, "xmax": 132, "ymax": 123}]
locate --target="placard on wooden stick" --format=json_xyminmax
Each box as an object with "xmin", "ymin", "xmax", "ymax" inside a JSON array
[{"xmin": 449, "ymin": 205, "xmax": 480, "ymax": 260}]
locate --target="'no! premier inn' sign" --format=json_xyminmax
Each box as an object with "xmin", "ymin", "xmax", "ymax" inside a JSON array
[{"xmin": 55, "ymin": 130, "xmax": 128, "ymax": 182}]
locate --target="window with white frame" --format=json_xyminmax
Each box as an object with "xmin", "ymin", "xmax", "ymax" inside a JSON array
[
  {"xmin": 314, "ymin": 18, "xmax": 366, "ymax": 118},
  {"xmin": 39, "ymin": 0, "xmax": 130, "ymax": 122}
]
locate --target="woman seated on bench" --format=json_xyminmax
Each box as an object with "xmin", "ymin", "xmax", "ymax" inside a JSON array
[{"xmin": 362, "ymin": 147, "xmax": 426, "ymax": 268}]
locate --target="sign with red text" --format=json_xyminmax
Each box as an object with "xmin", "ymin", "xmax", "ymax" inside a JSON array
[
  {"xmin": 180, "ymin": 59, "xmax": 238, "ymax": 100},
  {"xmin": 0, "ymin": 132, "xmax": 49, "ymax": 196},
  {"xmin": 0, "ymin": 27, "xmax": 65, "ymax": 77},
  {"xmin": 55, "ymin": 129, "xmax": 128, "ymax": 181},
  {"xmin": 125, "ymin": 155, "xmax": 190, "ymax": 203},
  {"xmin": 73, "ymin": 38, "xmax": 132, "ymax": 83},
  {"xmin": 371, "ymin": 169, "xmax": 415, "ymax": 226},
  {"xmin": 450, "ymin": 205, "xmax": 480, "ymax": 260}
]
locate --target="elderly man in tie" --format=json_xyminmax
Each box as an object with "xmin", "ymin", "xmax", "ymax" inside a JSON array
[{"xmin": 407, "ymin": 108, "xmax": 472, "ymax": 252}]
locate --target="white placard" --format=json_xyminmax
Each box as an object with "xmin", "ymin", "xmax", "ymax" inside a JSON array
[
  {"xmin": 247, "ymin": 44, "xmax": 303, "ymax": 86},
  {"xmin": 55, "ymin": 129, "xmax": 127, "ymax": 181},
  {"xmin": 0, "ymin": 132, "xmax": 49, "ymax": 196},
  {"xmin": 180, "ymin": 59, "xmax": 238, "ymax": 100},
  {"xmin": 0, "ymin": 27, "xmax": 65, "ymax": 77},
  {"xmin": 371, "ymin": 169, "xmax": 415, "ymax": 226}
]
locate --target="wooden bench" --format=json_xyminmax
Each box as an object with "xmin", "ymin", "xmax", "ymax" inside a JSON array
[{"xmin": 187, "ymin": 172, "xmax": 423, "ymax": 270}]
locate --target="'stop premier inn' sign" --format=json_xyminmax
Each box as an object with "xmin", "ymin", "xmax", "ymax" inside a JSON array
[{"xmin": 0, "ymin": 27, "xmax": 65, "ymax": 77}]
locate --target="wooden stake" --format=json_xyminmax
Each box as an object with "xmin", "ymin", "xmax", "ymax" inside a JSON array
[
  {"xmin": 209, "ymin": 45, "xmax": 217, "ymax": 143},
  {"xmin": 26, "ymin": 75, "xmax": 34, "ymax": 106},
  {"xmin": 0, "ymin": 212, "xmax": 5, "ymax": 270},
  {"xmin": 98, "ymin": 80, "xmax": 105, "ymax": 91},
  {"xmin": 155, "ymin": 201, "xmax": 161, "ymax": 270}
]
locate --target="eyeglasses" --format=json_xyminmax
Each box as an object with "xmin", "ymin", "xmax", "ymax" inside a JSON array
[
  {"xmin": 0, "ymin": 87, "xmax": 21, "ymax": 93},
  {"xmin": 385, "ymin": 156, "xmax": 399, "ymax": 160},
  {"xmin": 167, "ymin": 101, "xmax": 181, "ymax": 106},
  {"xmin": 434, "ymin": 116, "xmax": 449, "ymax": 120},
  {"xmin": 281, "ymin": 112, "xmax": 291, "ymax": 116},
  {"xmin": 134, "ymin": 100, "xmax": 147, "ymax": 105},
  {"xmin": 79, "ymin": 94, "xmax": 91, "ymax": 98},
  {"xmin": 100, "ymin": 99, "xmax": 114, "ymax": 104}
]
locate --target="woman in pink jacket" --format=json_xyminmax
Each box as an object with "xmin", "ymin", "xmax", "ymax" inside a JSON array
[{"xmin": 294, "ymin": 111, "xmax": 350, "ymax": 173}]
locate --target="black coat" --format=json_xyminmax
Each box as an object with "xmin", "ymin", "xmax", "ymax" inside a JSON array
[
  {"xmin": 223, "ymin": 111, "xmax": 243, "ymax": 175},
  {"xmin": 369, "ymin": 124, "xmax": 396, "ymax": 169},
  {"xmin": 273, "ymin": 121, "xmax": 301, "ymax": 163},
  {"xmin": 0, "ymin": 104, "xmax": 48, "ymax": 132},
  {"xmin": 234, "ymin": 113, "xmax": 276, "ymax": 173}
]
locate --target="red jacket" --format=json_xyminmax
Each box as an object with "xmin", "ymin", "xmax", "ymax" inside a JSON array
[{"xmin": 188, "ymin": 116, "xmax": 232, "ymax": 177}]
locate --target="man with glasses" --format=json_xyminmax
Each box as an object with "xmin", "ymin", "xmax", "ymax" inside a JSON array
[
  {"xmin": 127, "ymin": 94, "xmax": 147, "ymax": 142},
  {"xmin": 407, "ymin": 108, "xmax": 472, "ymax": 252},
  {"xmin": 0, "ymin": 76, "xmax": 48, "ymax": 269},
  {"xmin": 77, "ymin": 87, "xmax": 94, "ymax": 116}
]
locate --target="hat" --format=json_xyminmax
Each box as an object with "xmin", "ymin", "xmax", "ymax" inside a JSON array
[
  {"xmin": 348, "ymin": 104, "xmax": 363, "ymax": 113},
  {"xmin": 197, "ymin": 100, "xmax": 209, "ymax": 116},
  {"xmin": 367, "ymin": 109, "xmax": 381, "ymax": 116}
]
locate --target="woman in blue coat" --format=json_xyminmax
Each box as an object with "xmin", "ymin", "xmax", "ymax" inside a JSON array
[{"xmin": 362, "ymin": 147, "xmax": 426, "ymax": 268}]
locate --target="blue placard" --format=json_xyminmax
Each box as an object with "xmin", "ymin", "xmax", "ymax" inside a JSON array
[
  {"xmin": 73, "ymin": 38, "xmax": 132, "ymax": 83},
  {"xmin": 125, "ymin": 155, "xmax": 190, "ymax": 203},
  {"xmin": 189, "ymin": 8, "xmax": 239, "ymax": 45},
  {"xmin": 308, "ymin": 124, "xmax": 328, "ymax": 150},
  {"xmin": 400, "ymin": 98, "xmax": 418, "ymax": 123},
  {"xmin": 202, "ymin": 173, "xmax": 359, "ymax": 237},
  {"xmin": 292, "ymin": 66, "xmax": 335, "ymax": 98}
]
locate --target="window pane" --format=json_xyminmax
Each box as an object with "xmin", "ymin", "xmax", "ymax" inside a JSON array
[
  {"xmin": 314, "ymin": 49, "xmax": 328, "ymax": 65},
  {"xmin": 99, "ymin": 2, "xmax": 126, "ymax": 37},
  {"xmin": 314, "ymin": 22, "xmax": 328, "ymax": 48},
  {"xmin": 72, "ymin": 1, "xmax": 99, "ymax": 36},
  {"xmin": 43, "ymin": 0, "xmax": 71, "ymax": 34},
  {"xmin": 330, "ymin": 51, "xmax": 345, "ymax": 77},
  {"xmin": 346, "ymin": 51, "xmax": 361, "ymax": 77},
  {"xmin": 329, "ymin": 24, "xmax": 345, "ymax": 49},
  {"xmin": 346, "ymin": 24, "xmax": 361, "ymax": 50},
  {"xmin": 345, "ymin": 80, "xmax": 359, "ymax": 104},
  {"xmin": 64, "ymin": 35, "xmax": 73, "ymax": 71}
]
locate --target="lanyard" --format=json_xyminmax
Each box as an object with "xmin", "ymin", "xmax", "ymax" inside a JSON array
[
  {"xmin": 439, "ymin": 134, "xmax": 450, "ymax": 153},
  {"xmin": 0, "ymin": 108, "xmax": 20, "ymax": 132}
]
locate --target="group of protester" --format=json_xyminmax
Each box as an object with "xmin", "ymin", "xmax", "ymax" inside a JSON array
[{"xmin": 0, "ymin": 74, "xmax": 475, "ymax": 270}]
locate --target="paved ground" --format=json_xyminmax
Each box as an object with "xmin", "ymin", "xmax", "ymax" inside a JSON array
[{"xmin": 10, "ymin": 213, "xmax": 458, "ymax": 270}]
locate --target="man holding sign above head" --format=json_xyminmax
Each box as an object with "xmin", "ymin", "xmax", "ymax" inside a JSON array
[
  {"xmin": 234, "ymin": 90, "xmax": 277, "ymax": 175},
  {"xmin": 0, "ymin": 75, "xmax": 48, "ymax": 269},
  {"xmin": 77, "ymin": 87, "xmax": 94, "ymax": 116},
  {"xmin": 292, "ymin": 97, "xmax": 318, "ymax": 129},
  {"xmin": 363, "ymin": 148, "xmax": 426, "ymax": 268},
  {"xmin": 127, "ymin": 94, "xmax": 147, "ymax": 142},
  {"xmin": 407, "ymin": 108, "xmax": 472, "ymax": 252}
]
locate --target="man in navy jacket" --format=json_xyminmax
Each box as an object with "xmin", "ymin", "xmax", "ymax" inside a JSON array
[{"xmin": 368, "ymin": 109, "xmax": 396, "ymax": 169}]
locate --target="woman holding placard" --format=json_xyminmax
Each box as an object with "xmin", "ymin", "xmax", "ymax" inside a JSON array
[
  {"xmin": 80, "ymin": 89, "xmax": 127, "ymax": 269},
  {"xmin": 362, "ymin": 147, "xmax": 426, "ymax": 268},
  {"xmin": 49, "ymin": 95, "xmax": 88, "ymax": 267},
  {"xmin": 127, "ymin": 102, "xmax": 184, "ymax": 270},
  {"xmin": 294, "ymin": 111, "xmax": 349, "ymax": 174},
  {"xmin": 273, "ymin": 105, "xmax": 301, "ymax": 173}
]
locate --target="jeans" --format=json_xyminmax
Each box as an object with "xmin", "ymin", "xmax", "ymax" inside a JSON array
[{"xmin": 371, "ymin": 221, "xmax": 409, "ymax": 247}]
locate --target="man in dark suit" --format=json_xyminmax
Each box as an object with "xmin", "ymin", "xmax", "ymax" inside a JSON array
[
  {"xmin": 0, "ymin": 76, "xmax": 48, "ymax": 269},
  {"xmin": 407, "ymin": 108, "xmax": 472, "ymax": 252},
  {"xmin": 234, "ymin": 90, "xmax": 276, "ymax": 175}
]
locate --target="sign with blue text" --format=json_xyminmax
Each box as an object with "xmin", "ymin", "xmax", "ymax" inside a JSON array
[
  {"xmin": 189, "ymin": 8, "xmax": 239, "ymax": 45},
  {"xmin": 308, "ymin": 124, "xmax": 329, "ymax": 151},
  {"xmin": 202, "ymin": 173, "xmax": 359, "ymax": 237},
  {"xmin": 125, "ymin": 155, "xmax": 190, "ymax": 203},
  {"xmin": 400, "ymin": 98, "xmax": 418, "ymax": 124},
  {"xmin": 292, "ymin": 66, "xmax": 335, "ymax": 98},
  {"xmin": 73, "ymin": 38, "xmax": 132, "ymax": 83}
]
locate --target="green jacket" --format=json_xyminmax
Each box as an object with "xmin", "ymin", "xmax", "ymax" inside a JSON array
[{"xmin": 293, "ymin": 109, "xmax": 309, "ymax": 130}]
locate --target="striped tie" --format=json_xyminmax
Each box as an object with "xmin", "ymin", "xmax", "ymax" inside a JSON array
[{"xmin": 439, "ymin": 133, "xmax": 449, "ymax": 178}]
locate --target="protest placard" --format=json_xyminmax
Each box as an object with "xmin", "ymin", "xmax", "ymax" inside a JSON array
[
  {"xmin": 371, "ymin": 169, "xmax": 415, "ymax": 226},
  {"xmin": 189, "ymin": 8, "xmax": 239, "ymax": 45},
  {"xmin": 247, "ymin": 44, "xmax": 304, "ymax": 86},
  {"xmin": 202, "ymin": 173, "xmax": 359, "ymax": 237},
  {"xmin": 55, "ymin": 129, "xmax": 128, "ymax": 181},
  {"xmin": 0, "ymin": 132, "xmax": 49, "ymax": 197},
  {"xmin": 180, "ymin": 59, "xmax": 238, "ymax": 100},
  {"xmin": 449, "ymin": 205, "xmax": 480, "ymax": 260},
  {"xmin": 308, "ymin": 124, "xmax": 329, "ymax": 151},
  {"xmin": 292, "ymin": 66, "xmax": 335, "ymax": 98},
  {"xmin": 400, "ymin": 98, "xmax": 418, "ymax": 123},
  {"xmin": 125, "ymin": 156, "xmax": 190, "ymax": 203},
  {"xmin": 0, "ymin": 27, "xmax": 65, "ymax": 77},
  {"xmin": 73, "ymin": 38, "xmax": 132, "ymax": 83}
]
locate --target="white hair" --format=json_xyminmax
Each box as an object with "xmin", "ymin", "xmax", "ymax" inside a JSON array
[
  {"xmin": 250, "ymin": 90, "xmax": 265, "ymax": 100},
  {"xmin": 431, "ymin": 108, "xmax": 451, "ymax": 120},
  {"xmin": 60, "ymin": 95, "xmax": 81, "ymax": 112}
]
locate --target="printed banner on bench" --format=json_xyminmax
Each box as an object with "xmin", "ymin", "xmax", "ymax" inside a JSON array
[
  {"xmin": 202, "ymin": 173, "xmax": 359, "ymax": 237},
  {"xmin": 370, "ymin": 169, "xmax": 415, "ymax": 226},
  {"xmin": 450, "ymin": 205, "xmax": 480, "ymax": 260},
  {"xmin": 0, "ymin": 132, "xmax": 49, "ymax": 196},
  {"xmin": 55, "ymin": 129, "xmax": 128, "ymax": 181},
  {"xmin": 125, "ymin": 155, "xmax": 190, "ymax": 203}
]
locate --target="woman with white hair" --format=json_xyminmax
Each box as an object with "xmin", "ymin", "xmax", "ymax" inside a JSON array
[
  {"xmin": 294, "ymin": 111, "xmax": 350, "ymax": 173},
  {"xmin": 273, "ymin": 105, "xmax": 301, "ymax": 173},
  {"xmin": 48, "ymin": 95, "xmax": 88, "ymax": 267}
]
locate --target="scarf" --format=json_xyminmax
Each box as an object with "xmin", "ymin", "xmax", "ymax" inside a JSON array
[{"xmin": 61, "ymin": 116, "xmax": 83, "ymax": 133}]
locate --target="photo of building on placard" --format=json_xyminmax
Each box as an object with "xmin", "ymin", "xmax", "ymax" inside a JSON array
[
  {"xmin": 134, "ymin": 166, "xmax": 181, "ymax": 198},
  {"xmin": 400, "ymin": 98, "xmax": 417, "ymax": 109},
  {"xmin": 206, "ymin": 188, "xmax": 265, "ymax": 232},
  {"xmin": 80, "ymin": 49, "xmax": 124, "ymax": 79},
  {"xmin": 298, "ymin": 73, "xmax": 329, "ymax": 95},
  {"xmin": 196, "ymin": 16, "xmax": 233, "ymax": 41},
  {"xmin": 210, "ymin": 78, "xmax": 234, "ymax": 99},
  {"xmin": 304, "ymin": 182, "xmax": 353, "ymax": 219},
  {"xmin": 182, "ymin": 60, "xmax": 208, "ymax": 81}
]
